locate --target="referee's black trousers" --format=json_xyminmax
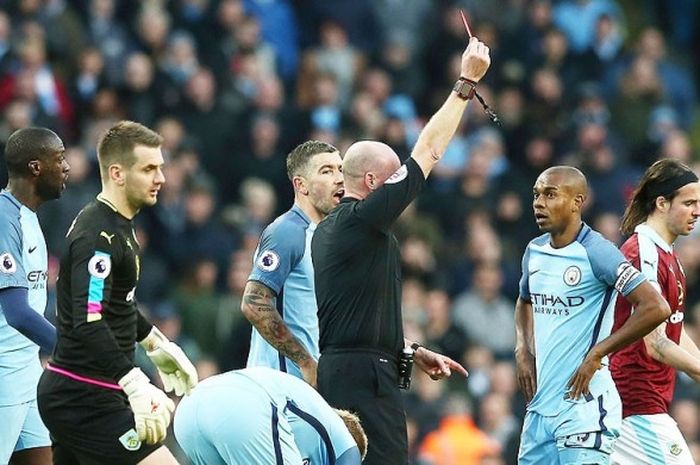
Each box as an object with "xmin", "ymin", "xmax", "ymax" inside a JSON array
[{"xmin": 318, "ymin": 348, "xmax": 408, "ymax": 465}]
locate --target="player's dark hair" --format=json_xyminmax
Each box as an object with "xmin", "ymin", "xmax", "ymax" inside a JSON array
[
  {"xmin": 621, "ymin": 158, "xmax": 698, "ymax": 235},
  {"xmin": 4, "ymin": 127, "xmax": 63, "ymax": 177},
  {"xmin": 286, "ymin": 140, "xmax": 338, "ymax": 181},
  {"xmin": 97, "ymin": 120, "xmax": 163, "ymax": 181}
]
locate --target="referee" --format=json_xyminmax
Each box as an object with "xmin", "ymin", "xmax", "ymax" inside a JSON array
[{"xmin": 311, "ymin": 37, "xmax": 491, "ymax": 465}]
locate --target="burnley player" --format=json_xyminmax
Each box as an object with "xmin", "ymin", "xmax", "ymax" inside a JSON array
[
  {"xmin": 610, "ymin": 159, "xmax": 700, "ymax": 465},
  {"xmin": 37, "ymin": 121, "xmax": 197, "ymax": 465}
]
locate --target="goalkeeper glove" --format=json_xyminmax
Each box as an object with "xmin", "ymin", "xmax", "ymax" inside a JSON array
[
  {"xmin": 140, "ymin": 326, "xmax": 198, "ymax": 396},
  {"xmin": 118, "ymin": 367, "xmax": 175, "ymax": 445}
]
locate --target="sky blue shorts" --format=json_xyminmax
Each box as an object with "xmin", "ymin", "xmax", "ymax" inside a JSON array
[
  {"xmin": 0, "ymin": 399, "xmax": 50, "ymax": 464},
  {"xmin": 519, "ymin": 387, "xmax": 622, "ymax": 465}
]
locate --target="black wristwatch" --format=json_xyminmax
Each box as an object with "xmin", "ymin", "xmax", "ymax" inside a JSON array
[
  {"xmin": 453, "ymin": 77, "xmax": 477, "ymax": 101},
  {"xmin": 410, "ymin": 342, "xmax": 423, "ymax": 352}
]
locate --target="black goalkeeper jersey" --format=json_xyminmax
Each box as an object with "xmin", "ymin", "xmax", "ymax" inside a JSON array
[
  {"xmin": 51, "ymin": 196, "xmax": 152, "ymax": 382},
  {"xmin": 311, "ymin": 157, "xmax": 425, "ymax": 356}
]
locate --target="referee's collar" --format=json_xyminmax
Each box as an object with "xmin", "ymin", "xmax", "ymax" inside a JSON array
[{"xmin": 339, "ymin": 196, "xmax": 360, "ymax": 204}]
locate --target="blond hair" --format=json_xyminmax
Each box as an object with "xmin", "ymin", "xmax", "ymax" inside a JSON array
[{"xmin": 335, "ymin": 409, "xmax": 367, "ymax": 460}]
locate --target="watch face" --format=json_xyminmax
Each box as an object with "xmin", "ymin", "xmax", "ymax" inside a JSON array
[{"xmin": 453, "ymin": 80, "xmax": 474, "ymax": 100}]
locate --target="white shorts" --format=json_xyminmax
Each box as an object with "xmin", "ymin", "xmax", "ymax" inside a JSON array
[
  {"xmin": 0, "ymin": 399, "xmax": 51, "ymax": 464},
  {"xmin": 611, "ymin": 414, "xmax": 693, "ymax": 465}
]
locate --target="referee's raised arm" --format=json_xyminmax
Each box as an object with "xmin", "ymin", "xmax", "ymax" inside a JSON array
[{"xmin": 411, "ymin": 36, "xmax": 490, "ymax": 179}]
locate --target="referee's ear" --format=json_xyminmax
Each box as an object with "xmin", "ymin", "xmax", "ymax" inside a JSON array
[{"xmin": 365, "ymin": 173, "xmax": 376, "ymax": 191}]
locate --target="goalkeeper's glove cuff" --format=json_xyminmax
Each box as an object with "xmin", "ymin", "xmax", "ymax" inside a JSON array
[
  {"xmin": 139, "ymin": 326, "xmax": 169, "ymax": 352},
  {"xmin": 118, "ymin": 367, "xmax": 150, "ymax": 396}
]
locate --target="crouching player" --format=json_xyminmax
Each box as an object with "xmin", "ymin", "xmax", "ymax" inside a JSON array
[{"xmin": 175, "ymin": 367, "xmax": 367, "ymax": 465}]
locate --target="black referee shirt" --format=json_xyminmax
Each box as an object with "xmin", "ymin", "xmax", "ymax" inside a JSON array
[
  {"xmin": 312, "ymin": 157, "xmax": 425, "ymax": 356},
  {"xmin": 51, "ymin": 196, "xmax": 152, "ymax": 382}
]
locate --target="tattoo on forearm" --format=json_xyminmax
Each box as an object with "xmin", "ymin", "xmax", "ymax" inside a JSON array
[
  {"xmin": 652, "ymin": 336, "xmax": 673, "ymax": 359},
  {"xmin": 242, "ymin": 282, "xmax": 311, "ymax": 365}
]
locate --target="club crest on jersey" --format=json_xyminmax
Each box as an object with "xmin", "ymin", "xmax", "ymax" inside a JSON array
[
  {"xmin": 88, "ymin": 253, "xmax": 112, "ymax": 279},
  {"xmin": 668, "ymin": 442, "xmax": 683, "ymax": 456},
  {"xmin": 257, "ymin": 250, "xmax": 280, "ymax": 272},
  {"xmin": 563, "ymin": 266, "xmax": 581, "ymax": 286},
  {"xmin": 0, "ymin": 252, "xmax": 16, "ymax": 274},
  {"xmin": 118, "ymin": 428, "xmax": 142, "ymax": 451},
  {"xmin": 385, "ymin": 165, "xmax": 408, "ymax": 184}
]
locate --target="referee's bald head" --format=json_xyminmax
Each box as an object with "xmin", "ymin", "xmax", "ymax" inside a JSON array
[
  {"xmin": 4, "ymin": 127, "xmax": 65, "ymax": 177},
  {"xmin": 342, "ymin": 141, "xmax": 400, "ymax": 197}
]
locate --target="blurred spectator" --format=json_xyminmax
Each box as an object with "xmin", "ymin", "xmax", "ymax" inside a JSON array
[
  {"xmin": 479, "ymin": 392, "xmax": 519, "ymax": 454},
  {"xmin": 423, "ymin": 287, "xmax": 470, "ymax": 363},
  {"xmin": 86, "ymin": 0, "xmax": 133, "ymax": 85},
  {"xmin": 452, "ymin": 261, "xmax": 515, "ymax": 358},
  {"xmin": 552, "ymin": 0, "xmax": 623, "ymax": 54},
  {"xmin": 297, "ymin": 20, "xmax": 364, "ymax": 109},
  {"xmin": 243, "ymin": 0, "xmax": 298, "ymax": 80},
  {"xmin": 418, "ymin": 393, "xmax": 499, "ymax": 465},
  {"xmin": 173, "ymin": 257, "xmax": 223, "ymax": 359}
]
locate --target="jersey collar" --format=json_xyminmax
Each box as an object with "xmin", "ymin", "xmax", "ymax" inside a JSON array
[
  {"xmin": 0, "ymin": 189, "xmax": 22, "ymax": 210},
  {"xmin": 291, "ymin": 204, "xmax": 313, "ymax": 226},
  {"xmin": 635, "ymin": 223, "xmax": 673, "ymax": 253}
]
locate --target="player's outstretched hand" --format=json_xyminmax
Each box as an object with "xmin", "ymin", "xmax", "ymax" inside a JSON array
[
  {"xmin": 141, "ymin": 326, "xmax": 199, "ymax": 396},
  {"xmin": 515, "ymin": 349, "xmax": 537, "ymax": 402},
  {"xmin": 566, "ymin": 350, "xmax": 603, "ymax": 401},
  {"xmin": 461, "ymin": 37, "xmax": 491, "ymax": 83},
  {"xmin": 118, "ymin": 367, "xmax": 176, "ymax": 445},
  {"xmin": 414, "ymin": 347, "xmax": 468, "ymax": 380}
]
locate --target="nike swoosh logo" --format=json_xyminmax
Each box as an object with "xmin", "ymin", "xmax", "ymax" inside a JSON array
[
  {"xmin": 529, "ymin": 269, "xmax": 540, "ymax": 276},
  {"xmin": 28, "ymin": 246, "xmax": 37, "ymax": 253}
]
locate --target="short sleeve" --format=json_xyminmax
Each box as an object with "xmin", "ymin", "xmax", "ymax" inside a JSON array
[
  {"xmin": 354, "ymin": 158, "xmax": 425, "ymax": 233},
  {"xmin": 248, "ymin": 220, "xmax": 306, "ymax": 295},
  {"xmin": 518, "ymin": 244, "xmax": 531, "ymax": 300},
  {"xmin": 0, "ymin": 216, "xmax": 27, "ymax": 290},
  {"xmin": 585, "ymin": 234, "xmax": 646, "ymax": 297}
]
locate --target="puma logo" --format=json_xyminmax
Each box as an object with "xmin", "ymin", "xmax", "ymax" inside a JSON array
[{"xmin": 100, "ymin": 231, "xmax": 115, "ymax": 244}]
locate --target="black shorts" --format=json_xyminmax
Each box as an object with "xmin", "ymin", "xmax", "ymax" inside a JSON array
[
  {"xmin": 36, "ymin": 368, "xmax": 161, "ymax": 465},
  {"xmin": 318, "ymin": 348, "xmax": 408, "ymax": 465}
]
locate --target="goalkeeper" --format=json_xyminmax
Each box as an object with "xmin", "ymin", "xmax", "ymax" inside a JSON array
[{"xmin": 37, "ymin": 121, "xmax": 198, "ymax": 465}]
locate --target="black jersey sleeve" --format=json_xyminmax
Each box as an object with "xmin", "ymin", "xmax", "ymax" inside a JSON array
[
  {"xmin": 136, "ymin": 309, "xmax": 153, "ymax": 342},
  {"xmin": 354, "ymin": 157, "xmax": 425, "ymax": 233},
  {"xmin": 68, "ymin": 232, "xmax": 133, "ymax": 380}
]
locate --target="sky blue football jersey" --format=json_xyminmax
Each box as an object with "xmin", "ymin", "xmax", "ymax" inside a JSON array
[
  {"xmin": 519, "ymin": 224, "xmax": 645, "ymax": 416},
  {"xmin": 0, "ymin": 191, "xmax": 48, "ymax": 405},
  {"xmin": 247, "ymin": 205, "xmax": 320, "ymax": 379}
]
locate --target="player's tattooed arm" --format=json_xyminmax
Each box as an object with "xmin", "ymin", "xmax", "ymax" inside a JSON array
[
  {"xmin": 645, "ymin": 322, "xmax": 673, "ymax": 361},
  {"xmin": 241, "ymin": 281, "xmax": 317, "ymax": 383},
  {"xmin": 644, "ymin": 323, "xmax": 700, "ymax": 381}
]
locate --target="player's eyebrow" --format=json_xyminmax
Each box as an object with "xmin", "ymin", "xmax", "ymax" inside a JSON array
[
  {"xmin": 317, "ymin": 163, "xmax": 340, "ymax": 172},
  {"xmin": 533, "ymin": 185, "xmax": 559, "ymax": 193}
]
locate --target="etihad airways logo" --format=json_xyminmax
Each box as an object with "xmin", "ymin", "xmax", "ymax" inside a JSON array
[{"xmin": 531, "ymin": 293, "xmax": 585, "ymax": 317}]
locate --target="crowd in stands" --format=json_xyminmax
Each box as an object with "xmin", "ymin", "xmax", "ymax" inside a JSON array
[{"xmin": 0, "ymin": 1, "xmax": 698, "ymax": 463}]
